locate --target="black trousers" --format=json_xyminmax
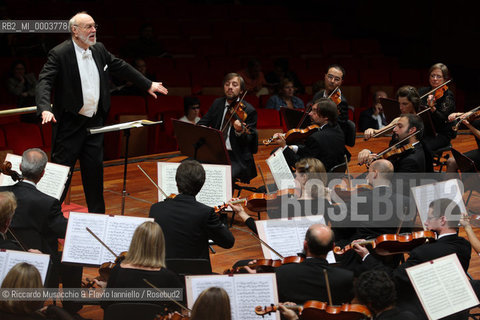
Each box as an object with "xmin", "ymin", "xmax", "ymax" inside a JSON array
[{"xmin": 51, "ymin": 111, "xmax": 105, "ymax": 213}]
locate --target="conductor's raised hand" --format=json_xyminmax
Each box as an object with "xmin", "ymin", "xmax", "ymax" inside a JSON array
[
  {"xmin": 148, "ymin": 81, "xmax": 168, "ymax": 98},
  {"xmin": 41, "ymin": 111, "xmax": 57, "ymax": 124}
]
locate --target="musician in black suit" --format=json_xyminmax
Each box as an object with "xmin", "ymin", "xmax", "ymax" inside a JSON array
[
  {"xmin": 353, "ymin": 198, "xmax": 471, "ymax": 319},
  {"xmin": 358, "ymin": 90, "xmax": 388, "ymax": 132},
  {"xmin": 0, "ymin": 148, "xmax": 83, "ymax": 314},
  {"xmin": 275, "ymin": 224, "xmax": 354, "ymax": 304},
  {"xmin": 149, "ymin": 160, "xmax": 234, "ymax": 265},
  {"xmin": 35, "ymin": 12, "xmax": 168, "ymax": 213},
  {"xmin": 274, "ymin": 98, "xmax": 348, "ymax": 172},
  {"xmin": 0, "ymin": 191, "xmax": 21, "ymax": 250},
  {"xmin": 197, "ymin": 73, "xmax": 258, "ymax": 183},
  {"xmin": 358, "ymin": 114, "xmax": 429, "ymax": 173}
]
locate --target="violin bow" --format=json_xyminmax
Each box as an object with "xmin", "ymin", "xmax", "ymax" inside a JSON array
[
  {"xmin": 143, "ymin": 278, "xmax": 192, "ymax": 312},
  {"xmin": 221, "ymin": 90, "xmax": 248, "ymax": 134},
  {"xmin": 7, "ymin": 228, "xmax": 28, "ymax": 252},
  {"xmin": 374, "ymin": 130, "xmax": 420, "ymax": 160},
  {"xmin": 323, "ymin": 269, "xmax": 333, "ymax": 306},
  {"xmin": 344, "ymin": 154, "xmax": 352, "ymax": 189},
  {"xmin": 85, "ymin": 227, "xmax": 119, "ymax": 259},
  {"xmin": 327, "ymin": 86, "xmax": 340, "ymax": 99},
  {"xmin": 257, "ymin": 164, "xmax": 270, "ymax": 194},
  {"xmin": 230, "ymin": 226, "xmax": 285, "ymax": 259},
  {"xmin": 419, "ymin": 79, "xmax": 452, "ymax": 100},
  {"xmin": 137, "ymin": 164, "xmax": 169, "ymax": 199}
]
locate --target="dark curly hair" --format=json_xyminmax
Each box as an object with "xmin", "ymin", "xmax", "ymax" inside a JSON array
[{"xmin": 355, "ymin": 270, "xmax": 396, "ymax": 312}]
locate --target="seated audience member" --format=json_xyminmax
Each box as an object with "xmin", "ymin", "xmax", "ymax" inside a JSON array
[
  {"xmin": 100, "ymin": 221, "xmax": 183, "ymax": 311},
  {"xmin": 179, "ymin": 96, "xmax": 201, "ymax": 124},
  {"xmin": 0, "ymin": 191, "xmax": 20, "ymax": 250},
  {"xmin": 265, "ymin": 57, "xmax": 304, "ymax": 95},
  {"xmin": 111, "ymin": 57, "xmax": 156, "ymax": 96},
  {"xmin": 238, "ymin": 59, "xmax": 268, "ymax": 96},
  {"xmin": 7, "ymin": 60, "xmax": 37, "ymax": 107},
  {"xmin": 265, "ymin": 78, "xmax": 304, "ymax": 111},
  {"xmin": 358, "ymin": 91, "xmax": 388, "ymax": 132},
  {"xmin": 353, "ymin": 198, "xmax": 471, "ymax": 318},
  {"xmin": 190, "ymin": 287, "xmax": 231, "ymax": 320},
  {"xmin": 120, "ymin": 23, "xmax": 167, "ymax": 58},
  {"xmin": 355, "ymin": 270, "xmax": 419, "ymax": 320},
  {"xmin": 0, "ymin": 262, "xmax": 75, "ymax": 320},
  {"xmin": 149, "ymin": 160, "xmax": 234, "ymax": 264},
  {"xmin": 275, "ymin": 224, "xmax": 354, "ymax": 304}
]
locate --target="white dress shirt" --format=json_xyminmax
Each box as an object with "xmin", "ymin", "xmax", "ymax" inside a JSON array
[{"xmin": 73, "ymin": 41, "xmax": 100, "ymax": 117}]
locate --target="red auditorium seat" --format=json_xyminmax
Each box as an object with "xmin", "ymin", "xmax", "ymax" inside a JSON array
[
  {"xmin": 108, "ymin": 96, "xmax": 147, "ymax": 124},
  {"xmin": 390, "ymin": 69, "xmax": 422, "ymax": 87},
  {"xmin": 147, "ymin": 95, "xmax": 184, "ymax": 120},
  {"xmin": 259, "ymin": 95, "xmax": 272, "ymax": 108},
  {"xmin": 359, "ymin": 69, "xmax": 391, "ymax": 86},
  {"xmin": 244, "ymin": 95, "xmax": 260, "ymax": 109},
  {"xmin": 150, "ymin": 110, "xmax": 180, "ymax": 153},
  {"xmin": 196, "ymin": 95, "xmax": 221, "ymax": 116},
  {"xmin": 3, "ymin": 122, "xmax": 44, "ymax": 155},
  {"xmin": 256, "ymin": 109, "xmax": 282, "ymax": 129},
  {"xmin": 0, "ymin": 127, "xmax": 7, "ymax": 151}
]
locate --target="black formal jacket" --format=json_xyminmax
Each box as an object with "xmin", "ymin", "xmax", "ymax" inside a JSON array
[
  {"xmin": 0, "ymin": 181, "xmax": 67, "ymax": 257},
  {"xmin": 358, "ymin": 107, "xmax": 387, "ymax": 132},
  {"xmin": 363, "ymin": 234, "xmax": 471, "ymax": 318},
  {"xmin": 283, "ymin": 122, "xmax": 347, "ymax": 172},
  {"xmin": 391, "ymin": 142, "xmax": 427, "ymax": 173},
  {"xmin": 36, "ymin": 39, "xmax": 151, "ymax": 120},
  {"xmin": 418, "ymin": 86, "xmax": 456, "ymax": 139},
  {"xmin": 197, "ymin": 97, "xmax": 258, "ymax": 182},
  {"xmin": 149, "ymin": 194, "xmax": 235, "ymax": 261},
  {"xmin": 275, "ymin": 257, "xmax": 354, "ymax": 304}
]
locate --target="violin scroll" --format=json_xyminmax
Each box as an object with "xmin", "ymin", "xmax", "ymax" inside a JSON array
[{"xmin": 0, "ymin": 161, "xmax": 23, "ymax": 182}]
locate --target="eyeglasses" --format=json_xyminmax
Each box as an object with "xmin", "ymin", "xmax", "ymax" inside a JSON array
[
  {"xmin": 326, "ymin": 74, "xmax": 342, "ymax": 82},
  {"xmin": 430, "ymin": 74, "xmax": 443, "ymax": 79},
  {"xmin": 74, "ymin": 24, "xmax": 98, "ymax": 30}
]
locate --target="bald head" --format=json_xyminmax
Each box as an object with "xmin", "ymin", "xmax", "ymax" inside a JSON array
[
  {"xmin": 69, "ymin": 12, "xmax": 97, "ymax": 49},
  {"xmin": 305, "ymin": 224, "xmax": 334, "ymax": 257},
  {"xmin": 20, "ymin": 148, "xmax": 48, "ymax": 183},
  {"xmin": 368, "ymin": 159, "xmax": 394, "ymax": 186}
]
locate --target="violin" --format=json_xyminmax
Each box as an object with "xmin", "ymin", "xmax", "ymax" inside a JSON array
[
  {"xmin": 263, "ymin": 124, "xmax": 320, "ymax": 146},
  {"xmin": 221, "ymin": 91, "xmax": 251, "ymax": 134},
  {"xmin": 420, "ymin": 79, "xmax": 452, "ymax": 102},
  {"xmin": 255, "ymin": 301, "xmax": 371, "ymax": 320},
  {"xmin": 362, "ymin": 130, "xmax": 419, "ymax": 167},
  {"xmin": 329, "ymin": 88, "xmax": 342, "ymax": 106},
  {"xmin": 332, "ymin": 155, "xmax": 373, "ymax": 200},
  {"xmin": 333, "ymin": 230, "xmax": 436, "ymax": 256},
  {"xmin": 450, "ymin": 106, "xmax": 480, "ymax": 131},
  {"xmin": 214, "ymin": 189, "xmax": 296, "ymax": 213},
  {"xmin": 223, "ymin": 256, "xmax": 305, "ymax": 274},
  {"xmin": 0, "ymin": 161, "xmax": 23, "ymax": 182},
  {"xmin": 433, "ymin": 84, "xmax": 448, "ymax": 102}
]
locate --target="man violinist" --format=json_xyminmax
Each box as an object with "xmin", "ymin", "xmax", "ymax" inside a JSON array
[
  {"xmin": 273, "ymin": 98, "xmax": 348, "ymax": 172},
  {"xmin": 358, "ymin": 114, "xmax": 429, "ymax": 173},
  {"xmin": 353, "ymin": 198, "xmax": 471, "ymax": 318},
  {"xmin": 197, "ymin": 73, "xmax": 258, "ymax": 184}
]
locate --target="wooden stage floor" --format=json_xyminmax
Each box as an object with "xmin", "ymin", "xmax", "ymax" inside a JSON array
[{"xmin": 69, "ymin": 132, "xmax": 480, "ymax": 319}]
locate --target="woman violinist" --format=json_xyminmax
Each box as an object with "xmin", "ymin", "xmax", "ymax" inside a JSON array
[
  {"xmin": 418, "ymin": 63, "xmax": 456, "ymax": 151},
  {"xmin": 98, "ymin": 221, "xmax": 183, "ymax": 312},
  {"xmin": 446, "ymin": 110, "xmax": 480, "ymax": 172}
]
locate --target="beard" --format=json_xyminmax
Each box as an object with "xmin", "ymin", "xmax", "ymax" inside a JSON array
[{"xmin": 79, "ymin": 32, "xmax": 96, "ymax": 46}]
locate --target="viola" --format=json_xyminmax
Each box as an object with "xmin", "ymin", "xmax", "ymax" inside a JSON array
[
  {"xmin": 333, "ymin": 230, "xmax": 436, "ymax": 256},
  {"xmin": 0, "ymin": 161, "xmax": 23, "ymax": 182},
  {"xmin": 214, "ymin": 189, "xmax": 296, "ymax": 213},
  {"xmin": 263, "ymin": 124, "xmax": 320, "ymax": 145},
  {"xmin": 255, "ymin": 301, "xmax": 371, "ymax": 320}
]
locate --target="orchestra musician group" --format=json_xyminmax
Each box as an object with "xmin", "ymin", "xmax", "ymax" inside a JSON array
[{"xmin": 2, "ymin": 11, "xmax": 480, "ymax": 320}]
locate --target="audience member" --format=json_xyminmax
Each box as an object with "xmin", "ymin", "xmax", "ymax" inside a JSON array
[
  {"xmin": 358, "ymin": 90, "xmax": 388, "ymax": 132},
  {"xmin": 265, "ymin": 58, "xmax": 304, "ymax": 94},
  {"xmin": 179, "ymin": 96, "xmax": 201, "ymax": 124},
  {"xmin": 265, "ymin": 78, "xmax": 304, "ymax": 111},
  {"xmin": 111, "ymin": 57, "xmax": 157, "ymax": 96},
  {"xmin": 7, "ymin": 60, "xmax": 37, "ymax": 108},
  {"xmin": 238, "ymin": 59, "xmax": 268, "ymax": 96},
  {"xmin": 120, "ymin": 23, "xmax": 167, "ymax": 58}
]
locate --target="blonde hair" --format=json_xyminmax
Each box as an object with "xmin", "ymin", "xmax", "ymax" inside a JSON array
[
  {"xmin": 0, "ymin": 191, "xmax": 16, "ymax": 229},
  {"xmin": 123, "ymin": 221, "xmax": 166, "ymax": 268},
  {"xmin": 295, "ymin": 158, "xmax": 328, "ymax": 199},
  {"xmin": 190, "ymin": 287, "xmax": 231, "ymax": 320},
  {"xmin": 0, "ymin": 263, "xmax": 44, "ymax": 314}
]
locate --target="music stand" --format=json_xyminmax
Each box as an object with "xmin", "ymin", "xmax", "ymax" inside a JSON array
[
  {"xmin": 280, "ymin": 107, "xmax": 310, "ymax": 130},
  {"xmin": 88, "ymin": 120, "xmax": 162, "ymax": 215},
  {"xmin": 172, "ymin": 119, "xmax": 230, "ymax": 165},
  {"xmin": 379, "ymin": 97, "xmax": 400, "ymax": 123}
]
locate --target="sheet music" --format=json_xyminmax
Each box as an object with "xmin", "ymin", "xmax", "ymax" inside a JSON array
[
  {"xmin": 411, "ymin": 179, "xmax": 466, "ymax": 226},
  {"xmin": 186, "ymin": 274, "xmax": 279, "ymax": 320},
  {"xmin": 255, "ymin": 216, "xmax": 335, "ymax": 263},
  {"xmin": 406, "ymin": 254, "xmax": 479, "ymax": 320},
  {"xmin": 62, "ymin": 212, "xmax": 152, "ymax": 266},
  {"xmin": 0, "ymin": 250, "xmax": 50, "ymax": 284},
  {"xmin": 88, "ymin": 119, "xmax": 162, "ymax": 135},
  {"xmin": 157, "ymin": 162, "xmax": 231, "ymax": 208},
  {"xmin": 266, "ymin": 148, "xmax": 295, "ymax": 190},
  {"xmin": 0, "ymin": 153, "xmax": 69, "ymax": 200}
]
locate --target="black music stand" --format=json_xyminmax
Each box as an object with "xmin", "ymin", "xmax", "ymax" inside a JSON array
[
  {"xmin": 172, "ymin": 119, "xmax": 230, "ymax": 165},
  {"xmin": 280, "ymin": 107, "xmax": 310, "ymax": 130},
  {"xmin": 379, "ymin": 97, "xmax": 400, "ymax": 123},
  {"xmin": 88, "ymin": 120, "xmax": 162, "ymax": 215}
]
